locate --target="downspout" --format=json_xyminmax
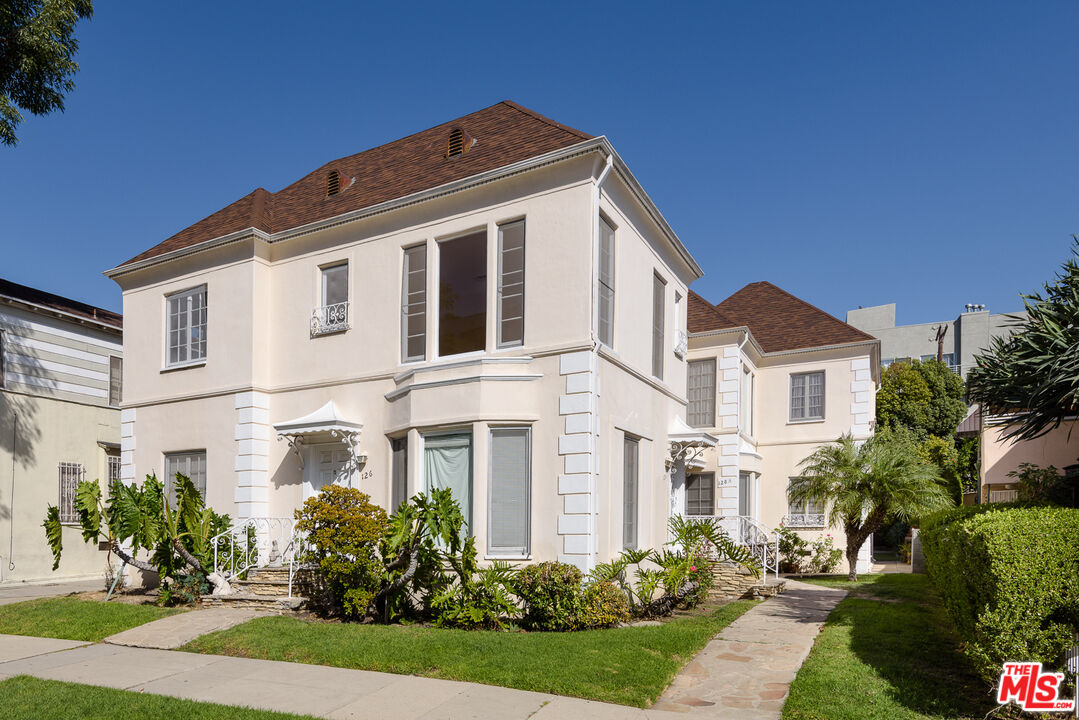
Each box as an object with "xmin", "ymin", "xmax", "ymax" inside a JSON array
[{"xmin": 588, "ymin": 152, "xmax": 614, "ymax": 568}]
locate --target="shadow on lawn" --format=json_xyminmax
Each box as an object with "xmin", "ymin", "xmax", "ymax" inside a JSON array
[{"xmin": 839, "ymin": 576, "xmax": 997, "ymax": 719}]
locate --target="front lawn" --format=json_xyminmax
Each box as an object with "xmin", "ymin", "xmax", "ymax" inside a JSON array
[
  {"xmin": 0, "ymin": 597, "xmax": 179, "ymax": 642},
  {"xmin": 0, "ymin": 676, "xmax": 319, "ymax": 720},
  {"xmin": 184, "ymin": 599, "xmax": 756, "ymax": 708},
  {"xmin": 783, "ymin": 574, "xmax": 994, "ymax": 720}
]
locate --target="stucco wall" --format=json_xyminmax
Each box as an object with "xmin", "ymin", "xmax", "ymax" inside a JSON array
[{"xmin": 981, "ymin": 420, "xmax": 1077, "ymax": 496}]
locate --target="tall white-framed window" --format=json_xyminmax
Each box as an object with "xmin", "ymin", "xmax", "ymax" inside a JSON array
[
  {"xmin": 423, "ymin": 432, "xmax": 473, "ymax": 535},
  {"xmin": 164, "ymin": 450, "xmax": 206, "ymax": 500},
  {"xmin": 740, "ymin": 365, "xmax": 754, "ymax": 434},
  {"xmin": 401, "ymin": 244, "xmax": 427, "ymax": 362},
  {"xmin": 652, "ymin": 273, "xmax": 666, "ymax": 380},
  {"xmin": 107, "ymin": 452, "xmax": 122, "ymax": 484},
  {"xmin": 597, "ymin": 217, "xmax": 616, "ymax": 347},
  {"xmin": 790, "ymin": 371, "xmax": 825, "ymax": 421},
  {"xmin": 58, "ymin": 462, "xmax": 84, "ymax": 524},
  {"xmin": 497, "ymin": 220, "xmax": 525, "ymax": 348},
  {"xmin": 623, "ymin": 434, "xmax": 639, "ymax": 550},
  {"xmin": 685, "ymin": 473, "xmax": 715, "ymax": 516},
  {"xmin": 166, "ymin": 286, "xmax": 207, "ymax": 368},
  {"xmin": 686, "ymin": 359, "xmax": 716, "ymax": 428},
  {"xmin": 390, "ymin": 436, "xmax": 408, "ymax": 512},
  {"xmin": 108, "ymin": 356, "xmax": 122, "ymax": 407},
  {"xmin": 313, "ymin": 262, "xmax": 349, "ymax": 336},
  {"xmin": 488, "ymin": 427, "xmax": 531, "ymax": 555},
  {"xmin": 437, "ymin": 230, "xmax": 487, "ymax": 357}
]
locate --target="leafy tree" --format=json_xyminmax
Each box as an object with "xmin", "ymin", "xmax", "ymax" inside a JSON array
[
  {"xmin": 1, "ymin": 1, "xmax": 93, "ymax": 146},
  {"xmin": 791, "ymin": 433, "xmax": 953, "ymax": 580},
  {"xmin": 877, "ymin": 360, "xmax": 965, "ymax": 439},
  {"xmin": 968, "ymin": 238, "xmax": 1079, "ymax": 441},
  {"xmin": 915, "ymin": 360, "xmax": 967, "ymax": 438}
]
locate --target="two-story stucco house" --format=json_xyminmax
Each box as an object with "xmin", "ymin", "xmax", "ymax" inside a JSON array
[
  {"xmin": 0, "ymin": 278, "xmax": 123, "ymax": 583},
  {"xmin": 105, "ymin": 101, "xmax": 710, "ymax": 573},
  {"xmin": 684, "ymin": 283, "xmax": 880, "ymax": 573}
]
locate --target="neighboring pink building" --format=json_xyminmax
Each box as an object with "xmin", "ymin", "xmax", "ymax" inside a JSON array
[{"xmin": 979, "ymin": 413, "xmax": 1078, "ymax": 502}]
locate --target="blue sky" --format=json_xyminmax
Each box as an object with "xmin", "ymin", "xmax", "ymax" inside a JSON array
[{"xmin": 1, "ymin": 2, "xmax": 1076, "ymax": 324}]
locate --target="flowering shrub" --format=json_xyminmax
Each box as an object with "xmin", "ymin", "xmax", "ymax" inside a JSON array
[
  {"xmin": 777, "ymin": 525, "xmax": 811, "ymax": 573},
  {"xmin": 516, "ymin": 561, "xmax": 585, "ymax": 631},
  {"xmin": 809, "ymin": 535, "xmax": 843, "ymax": 573}
]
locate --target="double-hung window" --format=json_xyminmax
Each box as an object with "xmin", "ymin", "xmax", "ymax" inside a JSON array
[
  {"xmin": 390, "ymin": 436, "xmax": 408, "ymax": 511},
  {"xmin": 314, "ymin": 263, "xmax": 349, "ymax": 335},
  {"xmin": 164, "ymin": 451, "xmax": 206, "ymax": 500},
  {"xmin": 686, "ymin": 359, "xmax": 716, "ymax": 428},
  {"xmin": 652, "ymin": 273, "xmax": 666, "ymax": 379},
  {"xmin": 438, "ymin": 231, "xmax": 487, "ymax": 357},
  {"xmin": 488, "ymin": 428, "xmax": 531, "ymax": 555},
  {"xmin": 786, "ymin": 478, "xmax": 825, "ymax": 527},
  {"xmin": 497, "ymin": 221, "xmax": 525, "ymax": 348},
  {"xmin": 623, "ymin": 435, "xmax": 639, "ymax": 550},
  {"xmin": 790, "ymin": 371, "xmax": 825, "ymax": 421},
  {"xmin": 401, "ymin": 245, "xmax": 427, "ymax": 362},
  {"xmin": 597, "ymin": 217, "xmax": 615, "ymax": 346},
  {"xmin": 685, "ymin": 473, "xmax": 714, "ymax": 516},
  {"xmin": 166, "ymin": 286, "xmax": 207, "ymax": 367},
  {"xmin": 58, "ymin": 462, "xmax": 84, "ymax": 524}
]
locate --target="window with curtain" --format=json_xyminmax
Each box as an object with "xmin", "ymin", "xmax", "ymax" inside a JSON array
[
  {"xmin": 598, "ymin": 217, "xmax": 615, "ymax": 347},
  {"xmin": 166, "ymin": 286, "xmax": 207, "ymax": 367},
  {"xmin": 687, "ymin": 359, "xmax": 716, "ymax": 428},
  {"xmin": 402, "ymin": 244, "xmax": 427, "ymax": 362},
  {"xmin": 488, "ymin": 428, "xmax": 530, "ymax": 555},
  {"xmin": 623, "ymin": 435, "xmax": 638, "ymax": 550},
  {"xmin": 497, "ymin": 220, "xmax": 525, "ymax": 348},
  {"xmin": 164, "ymin": 451, "xmax": 206, "ymax": 500},
  {"xmin": 652, "ymin": 273, "xmax": 666, "ymax": 379},
  {"xmin": 438, "ymin": 231, "xmax": 487, "ymax": 356},
  {"xmin": 390, "ymin": 436, "xmax": 407, "ymax": 511},
  {"xmin": 790, "ymin": 371, "xmax": 825, "ymax": 421},
  {"xmin": 424, "ymin": 433, "xmax": 473, "ymax": 534},
  {"xmin": 685, "ymin": 473, "xmax": 714, "ymax": 516}
]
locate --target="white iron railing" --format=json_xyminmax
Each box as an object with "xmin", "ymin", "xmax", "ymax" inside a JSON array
[
  {"xmin": 782, "ymin": 513, "xmax": 827, "ymax": 528},
  {"xmin": 310, "ymin": 302, "xmax": 350, "ymax": 336},
  {"xmin": 691, "ymin": 514, "xmax": 779, "ymax": 580},
  {"xmin": 211, "ymin": 517, "xmax": 307, "ymax": 597}
]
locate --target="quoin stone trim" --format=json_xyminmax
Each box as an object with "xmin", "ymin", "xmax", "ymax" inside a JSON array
[
  {"xmin": 557, "ymin": 350, "xmax": 596, "ymax": 571},
  {"xmin": 234, "ymin": 391, "xmax": 271, "ymax": 518},
  {"xmin": 849, "ymin": 357, "xmax": 873, "ymax": 437}
]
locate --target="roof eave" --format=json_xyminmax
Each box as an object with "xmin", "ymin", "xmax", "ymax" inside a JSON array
[{"xmin": 0, "ymin": 294, "xmax": 122, "ymax": 334}]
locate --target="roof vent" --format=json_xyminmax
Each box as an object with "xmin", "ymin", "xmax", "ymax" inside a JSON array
[
  {"xmin": 327, "ymin": 170, "xmax": 340, "ymax": 196},
  {"xmin": 446, "ymin": 127, "xmax": 475, "ymax": 158}
]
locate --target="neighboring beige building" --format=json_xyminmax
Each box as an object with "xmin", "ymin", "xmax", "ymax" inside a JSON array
[
  {"xmin": 0, "ymin": 279, "xmax": 123, "ymax": 584},
  {"xmin": 974, "ymin": 412, "xmax": 1077, "ymax": 503},
  {"xmin": 685, "ymin": 283, "xmax": 880, "ymax": 573},
  {"xmin": 105, "ymin": 101, "xmax": 708, "ymax": 573}
]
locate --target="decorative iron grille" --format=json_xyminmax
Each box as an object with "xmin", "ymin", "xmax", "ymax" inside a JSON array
[
  {"xmin": 58, "ymin": 462, "xmax": 85, "ymax": 524},
  {"xmin": 311, "ymin": 302, "xmax": 350, "ymax": 336},
  {"xmin": 783, "ymin": 513, "xmax": 827, "ymax": 528}
]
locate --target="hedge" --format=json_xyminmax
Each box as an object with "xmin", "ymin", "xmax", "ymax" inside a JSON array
[{"xmin": 920, "ymin": 504, "xmax": 1079, "ymax": 682}]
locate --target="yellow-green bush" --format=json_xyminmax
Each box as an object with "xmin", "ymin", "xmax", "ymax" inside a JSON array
[
  {"xmin": 920, "ymin": 504, "xmax": 1079, "ymax": 681},
  {"xmin": 580, "ymin": 580, "xmax": 631, "ymax": 628}
]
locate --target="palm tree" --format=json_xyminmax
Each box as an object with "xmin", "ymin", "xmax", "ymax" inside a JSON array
[{"xmin": 790, "ymin": 433, "xmax": 953, "ymax": 580}]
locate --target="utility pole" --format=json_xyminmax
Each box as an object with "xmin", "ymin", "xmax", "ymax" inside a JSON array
[{"xmin": 933, "ymin": 325, "xmax": 948, "ymax": 362}]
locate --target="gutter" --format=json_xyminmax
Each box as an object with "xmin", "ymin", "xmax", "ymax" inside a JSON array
[
  {"xmin": 105, "ymin": 137, "xmax": 703, "ymax": 282},
  {"xmin": 0, "ymin": 295, "xmax": 122, "ymax": 335}
]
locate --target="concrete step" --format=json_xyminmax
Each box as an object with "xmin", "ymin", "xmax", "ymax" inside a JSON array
[{"xmin": 232, "ymin": 579, "xmax": 292, "ymax": 597}]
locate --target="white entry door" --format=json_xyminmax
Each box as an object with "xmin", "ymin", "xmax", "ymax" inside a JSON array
[{"xmin": 303, "ymin": 444, "xmax": 353, "ymax": 500}]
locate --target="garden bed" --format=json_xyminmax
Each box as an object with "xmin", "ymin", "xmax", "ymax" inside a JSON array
[{"xmin": 183, "ymin": 597, "xmax": 757, "ymax": 708}]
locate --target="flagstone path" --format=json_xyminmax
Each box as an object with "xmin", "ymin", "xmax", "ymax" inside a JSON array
[{"xmin": 654, "ymin": 579, "xmax": 847, "ymax": 718}]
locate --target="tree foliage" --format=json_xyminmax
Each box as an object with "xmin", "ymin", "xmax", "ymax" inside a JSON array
[
  {"xmin": 1, "ymin": 0, "xmax": 93, "ymax": 146},
  {"xmin": 877, "ymin": 360, "xmax": 965, "ymax": 439},
  {"xmin": 791, "ymin": 433, "xmax": 953, "ymax": 580},
  {"xmin": 967, "ymin": 238, "xmax": 1079, "ymax": 441}
]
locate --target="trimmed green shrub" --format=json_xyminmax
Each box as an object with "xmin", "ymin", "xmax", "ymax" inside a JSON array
[
  {"xmin": 516, "ymin": 561, "xmax": 584, "ymax": 631},
  {"xmin": 579, "ymin": 580, "xmax": 631, "ymax": 628},
  {"xmin": 920, "ymin": 504, "xmax": 1079, "ymax": 682}
]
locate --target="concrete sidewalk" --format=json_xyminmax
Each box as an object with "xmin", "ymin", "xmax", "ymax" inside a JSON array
[
  {"xmin": 655, "ymin": 580, "xmax": 847, "ymax": 719},
  {"xmin": 0, "ymin": 578, "xmax": 102, "ymax": 606},
  {"xmin": 105, "ymin": 608, "xmax": 270, "ymax": 650}
]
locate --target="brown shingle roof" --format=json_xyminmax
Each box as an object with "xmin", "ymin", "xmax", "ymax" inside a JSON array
[
  {"xmin": 692, "ymin": 281, "xmax": 875, "ymax": 352},
  {"xmin": 0, "ymin": 278, "xmax": 122, "ymax": 329},
  {"xmin": 119, "ymin": 101, "xmax": 592, "ymax": 268},
  {"xmin": 687, "ymin": 290, "xmax": 738, "ymax": 333}
]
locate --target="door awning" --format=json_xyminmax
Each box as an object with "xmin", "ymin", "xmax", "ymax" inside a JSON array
[
  {"xmin": 668, "ymin": 415, "xmax": 717, "ymax": 470},
  {"xmin": 274, "ymin": 401, "xmax": 365, "ymax": 470}
]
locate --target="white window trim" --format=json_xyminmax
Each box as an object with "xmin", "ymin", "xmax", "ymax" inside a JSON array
[
  {"xmin": 496, "ymin": 220, "xmax": 525, "ymax": 350},
  {"xmin": 163, "ymin": 285, "xmax": 207, "ymax": 370},
  {"xmin": 434, "ymin": 228, "xmax": 489, "ymax": 361},
  {"xmin": 652, "ymin": 272, "xmax": 666, "ymax": 380},
  {"xmin": 597, "ymin": 215, "xmax": 616, "ymax": 349},
  {"xmin": 789, "ymin": 370, "xmax": 826, "ymax": 423},
  {"xmin": 686, "ymin": 358, "xmax": 717, "ymax": 428},
  {"xmin": 401, "ymin": 243, "xmax": 428, "ymax": 363},
  {"xmin": 487, "ymin": 425, "xmax": 531, "ymax": 556}
]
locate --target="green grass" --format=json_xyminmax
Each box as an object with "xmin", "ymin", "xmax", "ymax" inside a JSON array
[
  {"xmin": 0, "ymin": 597, "xmax": 179, "ymax": 642},
  {"xmin": 0, "ymin": 676, "xmax": 319, "ymax": 720},
  {"xmin": 783, "ymin": 574, "xmax": 995, "ymax": 720},
  {"xmin": 184, "ymin": 600, "xmax": 757, "ymax": 708}
]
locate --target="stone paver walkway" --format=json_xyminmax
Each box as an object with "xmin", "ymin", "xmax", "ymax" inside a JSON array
[
  {"xmin": 105, "ymin": 607, "xmax": 270, "ymax": 649},
  {"xmin": 0, "ymin": 581, "xmax": 845, "ymax": 719},
  {"xmin": 654, "ymin": 579, "xmax": 847, "ymax": 719}
]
